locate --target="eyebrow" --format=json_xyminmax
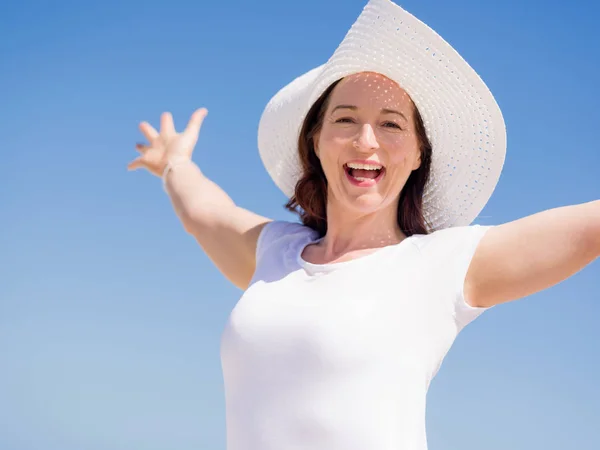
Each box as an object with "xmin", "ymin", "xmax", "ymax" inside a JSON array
[{"xmin": 331, "ymin": 104, "xmax": 408, "ymax": 121}]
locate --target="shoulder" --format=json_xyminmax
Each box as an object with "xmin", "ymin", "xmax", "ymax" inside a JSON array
[
  {"xmin": 410, "ymin": 224, "xmax": 494, "ymax": 258},
  {"xmin": 411, "ymin": 225, "xmax": 496, "ymax": 324},
  {"xmin": 256, "ymin": 220, "xmax": 318, "ymax": 259}
]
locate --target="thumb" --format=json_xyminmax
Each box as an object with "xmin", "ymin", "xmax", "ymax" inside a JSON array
[{"xmin": 127, "ymin": 157, "xmax": 145, "ymax": 171}]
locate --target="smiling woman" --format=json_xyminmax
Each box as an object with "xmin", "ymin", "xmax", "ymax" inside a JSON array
[{"xmin": 127, "ymin": 0, "xmax": 600, "ymax": 449}]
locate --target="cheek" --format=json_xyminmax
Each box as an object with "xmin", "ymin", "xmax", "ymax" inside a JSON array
[
  {"xmin": 317, "ymin": 148, "xmax": 342, "ymax": 177},
  {"xmin": 321, "ymin": 128, "xmax": 354, "ymax": 146},
  {"xmin": 316, "ymin": 134, "xmax": 346, "ymax": 165},
  {"xmin": 384, "ymin": 135, "xmax": 419, "ymax": 165}
]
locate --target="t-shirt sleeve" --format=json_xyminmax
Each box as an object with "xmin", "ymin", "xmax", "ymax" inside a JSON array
[
  {"xmin": 251, "ymin": 220, "xmax": 317, "ymax": 285},
  {"xmin": 415, "ymin": 224, "xmax": 495, "ymax": 331},
  {"xmin": 256, "ymin": 220, "xmax": 288, "ymax": 261},
  {"xmin": 255, "ymin": 220, "xmax": 314, "ymax": 262},
  {"xmin": 451, "ymin": 225, "xmax": 494, "ymax": 329}
]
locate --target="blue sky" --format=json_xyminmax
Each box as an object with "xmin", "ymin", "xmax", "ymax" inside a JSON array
[{"xmin": 1, "ymin": 0, "xmax": 599, "ymax": 449}]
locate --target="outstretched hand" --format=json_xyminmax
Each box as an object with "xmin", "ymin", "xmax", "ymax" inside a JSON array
[{"xmin": 127, "ymin": 108, "xmax": 208, "ymax": 177}]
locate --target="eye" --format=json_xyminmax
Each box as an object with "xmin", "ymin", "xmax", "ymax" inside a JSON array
[
  {"xmin": 334, "ymin": 118, "xmax": 402, "ymax": 130},
  {"xmin": 335, "ymin": 117, "xmax": 355, "ymax": 123},
  {"xmin": 383, "ymin": 121, "xmax": 402, "ymax": 129}
]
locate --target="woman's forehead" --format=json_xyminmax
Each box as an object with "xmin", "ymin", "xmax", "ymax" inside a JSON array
[{"xmin": 330, "ymin": 72, "xmax": 413, "ymax": 110}]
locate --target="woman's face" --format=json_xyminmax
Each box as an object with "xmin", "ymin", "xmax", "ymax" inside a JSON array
[{"xmin": 314, "ymin": 72, "xmax": 421, "ymax": 216}]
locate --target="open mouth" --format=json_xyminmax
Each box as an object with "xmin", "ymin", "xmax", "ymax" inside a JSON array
[{"xmin": 343, "ymin": 162, "xmax": 385, "ymax": 186}]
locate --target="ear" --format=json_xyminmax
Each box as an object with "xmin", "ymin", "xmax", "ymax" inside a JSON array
[
  {"xmin": 411, "ymin": 152, "xmax": 421, "ymax": 171},
  {"xmin": 313, "ymin": 132, "xmax": 321, "ymax": 158}
]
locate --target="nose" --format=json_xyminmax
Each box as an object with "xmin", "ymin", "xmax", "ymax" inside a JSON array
[{"xmin": 353, "ymin": 124, "xmax": 379, "ymax": 151}]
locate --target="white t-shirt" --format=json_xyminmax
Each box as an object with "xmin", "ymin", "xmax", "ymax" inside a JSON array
[{"xmin": 220, "ymin": 220, "xmax": 493, "ymax": 450}]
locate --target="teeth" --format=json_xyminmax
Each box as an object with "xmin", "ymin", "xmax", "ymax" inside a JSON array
[
  {"xmin": 346, "ymin": 162, "xmax": 383, "ymax": 170},
  {"xmin": 353, "ymin": 176, "xmax": 371, "ymax": 181}
]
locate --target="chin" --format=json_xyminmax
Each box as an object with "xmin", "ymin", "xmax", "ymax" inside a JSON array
[
  {"xmin": 328, "ymin": 180, "xmax": 401, "ymax": 216},
  {"xmin": 343, "ymin": 192, "xmax": 391, "ymax": 214}
]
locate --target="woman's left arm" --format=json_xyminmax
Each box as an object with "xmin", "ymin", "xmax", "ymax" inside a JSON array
[{"xmin": 465, "ymin": 200, "xmax": 600, "ymax": 308}]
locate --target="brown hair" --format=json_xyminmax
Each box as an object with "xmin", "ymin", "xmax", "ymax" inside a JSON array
[{"xmin": 285, "ymin": 77, "xmax": 433, "ymax": 237}]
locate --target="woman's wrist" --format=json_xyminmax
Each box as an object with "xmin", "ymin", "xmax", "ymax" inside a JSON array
[{"xmin": 162, "ymin": 156, "xmax": 195, "ymax": 192}]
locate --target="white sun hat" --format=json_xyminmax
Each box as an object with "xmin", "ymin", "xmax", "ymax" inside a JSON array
[{"xmin": 257, "ymin": 0, "xmax": 506, "ymax": 232}]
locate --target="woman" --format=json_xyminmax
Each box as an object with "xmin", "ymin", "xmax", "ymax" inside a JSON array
[{"xmin": 128, "ymin": 0, "xmax": 599, "ymax": 449}]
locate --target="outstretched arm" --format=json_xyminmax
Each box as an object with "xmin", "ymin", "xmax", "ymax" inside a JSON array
[
  {"xmin": 128, "ymin": 109, "xmax": 271, "ymax": 290},
  {"xmin": 465, "ymin": 200, "xmax": 600, "ymax": 308},
  {"xmin": 163, "ymin": 159, "xmax": 270, "ymax": 290}
]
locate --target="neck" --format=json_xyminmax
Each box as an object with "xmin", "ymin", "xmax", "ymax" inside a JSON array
[{"xmin": 319, "ymin": 197, "xmax": 405, "ymax": 258}]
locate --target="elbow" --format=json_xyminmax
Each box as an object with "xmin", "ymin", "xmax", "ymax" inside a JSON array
[
  {"xmin": 182, "ymin": 218, "xmax": 198, "ymax": 236},
  {"xmin": 181, "ymin": 212, "xmax": 206, "ymax": 237},
  {"xmin": 177, "ymin": 200, "xmax": 213, "ymax": 236},
  {"xmin": 180, "ymin": 207, "xmax": 221, "ymax": 238},
  {"xmin": 176, "ymin": 204, "xmax": 202, "ymax": 235}
]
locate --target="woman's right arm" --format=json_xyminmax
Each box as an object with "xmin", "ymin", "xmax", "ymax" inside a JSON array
[
  {"xmin": 128, "ymin": 109, "xmax": 271, "ymax": 290},
  {"xmin": 165, "ymin": 160, "xmax": 270, "ymax": 289}
]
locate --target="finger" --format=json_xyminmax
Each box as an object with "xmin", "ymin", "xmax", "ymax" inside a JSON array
[
  {"xmin": 135, "ymin": 143, "xmax": 149, "ymax": 153},
  {"xmin": 127, "ymin": 157, "xmax": 146, "ymax": 171},
  {"xmin": 184, "ymin": 108, "xmax": 208, "ymax": 138},
  {"xmin": 139, "ymin": 121, "xmax": 159, "ymax": 142},
  {"xmin": 160, "ymin": 112, "xmax": 176, "ymax": 137}
]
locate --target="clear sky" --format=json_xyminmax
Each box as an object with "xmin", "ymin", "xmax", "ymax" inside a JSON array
[{"xmin": 1, "ymin": 0, "xmax": 599, "ymax": 449}]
